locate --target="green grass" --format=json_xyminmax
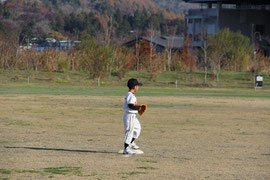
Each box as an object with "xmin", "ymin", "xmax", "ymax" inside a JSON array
[
  {"xmin": 120, "ymin": 171, "xmax": 148, "ymax": 176},
  {"xmin": 1, "ymin": 70, "xmax": 270, "ymax": 88},
  {"xmin": 0, "ymin": 141, "xmax": 9, "ymax": 144},
  {"xmin": 0, "ymin": 85, "xmax": 270, "ymax": 98},
  {"xmin": 44, "ymin": 167, "xmax": 81, "ymax": 175},
  {"xmin": 16, "ymin": 170, "xmax": 42, "ymax": 174},
  {"xmin": 0, "ymin": 167, "xmax": 83, "ymax": 177},
  {"xmin": 7, "ymin": 120, "xmax": 32, "ymax": 126},
  {"xmin": 141, "ymin": 160, "xmax": 158, "ymax": 163},
  {"xmin": 0, "ymin": 169, "xmax": 11, "ymax": 175},
  {"xmin": 0, "ymin": 70, "xmax": 270, "ymax": 98}
]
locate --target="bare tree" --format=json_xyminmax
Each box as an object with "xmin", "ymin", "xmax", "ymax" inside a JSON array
[
  {"xmin": 134, "ymin": 31, "xmax": 141, "ymax": 71},
  {"xmin": 113, "ymin": 47, "xmax": 136, "ymax": 80},
  {"xmin": 105, "ymin": 16, "xmax": 113, "ymax": 45},
  {"xmin": 181, "ymin": 35, "xmax": 196, "ymax": 72},
  {"xmin": 165, "ymin": 26, "xmax": 177, "ymax": 71},
  {"xmin": 200, "ymin": 28, "xmax": 210, "ymax": 84},
  {"xmin": 0, "ymin": 33, "xmax": 18, "ymax": 70},
  {"xmin": 148, "ymin": 25, "xmax": 160, "ymax": 80}
]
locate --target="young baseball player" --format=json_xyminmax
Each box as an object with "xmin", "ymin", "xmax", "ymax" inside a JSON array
[{"xmin": 122, "ymin": 78, "xmax": 143, "ymax": 155}]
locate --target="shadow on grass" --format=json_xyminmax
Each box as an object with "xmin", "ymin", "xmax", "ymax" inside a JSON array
[{"xmin": 5, "ymin": 146, "xmax": 116, "ymax": 154}]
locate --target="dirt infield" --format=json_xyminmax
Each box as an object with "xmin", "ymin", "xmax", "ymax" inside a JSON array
[{"xmin": 0, "ymin": 94, "xmax": 269, "ymax": 179}]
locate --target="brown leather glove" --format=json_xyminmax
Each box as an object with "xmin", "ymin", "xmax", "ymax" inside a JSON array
[{"xmin": 137, "ymin": 104, "xmax": 147, "ymax": 117}]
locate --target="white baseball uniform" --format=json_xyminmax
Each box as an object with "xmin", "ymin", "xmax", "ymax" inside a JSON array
[{"xmin": 123, "ymin": 92, "xmax": 141, "ymax": 145}]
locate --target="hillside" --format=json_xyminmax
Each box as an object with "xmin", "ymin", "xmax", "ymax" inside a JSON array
[
  {"xmin": 153, "ymin": 0, "xmax": 199, "ymax": 14},
  {"xmin": 0, "ymin": 0, "xmax": 197, "ymax": 44}
]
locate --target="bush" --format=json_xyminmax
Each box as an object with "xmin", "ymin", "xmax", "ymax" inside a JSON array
[{"xmin": 57, "ymin": 59, "xmax": 69, "ymax": 72}]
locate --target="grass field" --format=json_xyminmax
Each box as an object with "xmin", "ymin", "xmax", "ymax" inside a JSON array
[
  {"xmin": 0, "ymin": 71, "xmax": 270, "ymax": 179},
  {"xmin": 1, "ymin": 70, "xmax": 270, "ymax": 89}
]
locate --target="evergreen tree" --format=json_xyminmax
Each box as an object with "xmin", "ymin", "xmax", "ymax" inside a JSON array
[
  {"xmin": 148, "ymin": 14, "xmax": 161, "ymax": 30},
  {"xmin": 20, "ymin": 20, "xmax": 38, "ymax": 43},
  {"xmin": 114, "ymin": 9, "xmax": 122, "ymax": 25},
  {"xmin": 116, "ymin": 16, "xmax": 131, "ymax": 38},
  {"xmin": 51, "ymin": 15, "xmax": 65, "ymax": 31},
  {"xmin": 140, "ymin": 8, "xmax": 149, "ymax": 31}
]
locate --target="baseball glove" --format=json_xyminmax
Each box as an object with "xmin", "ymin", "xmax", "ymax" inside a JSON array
[{"xmin": 138, "ymin": 104, "xmax": 147, "ymax": 117}]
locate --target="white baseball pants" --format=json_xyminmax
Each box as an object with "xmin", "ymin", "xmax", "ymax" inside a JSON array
[{"xmin": 123, "ymin": 113, "xmax": 141, "ymax": 145}]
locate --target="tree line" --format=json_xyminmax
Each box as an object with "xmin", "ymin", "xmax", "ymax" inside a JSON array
[
  {"xmin": 48, "ymin": 8, "xmax": 184, "ymax": 43},
  {"xmin": 0, "ymin": 1, "xmax": 184, "ymax": 45},
  {"xmin": 1, "ymin": 28, "xmax": 269, "ymax": 84}
]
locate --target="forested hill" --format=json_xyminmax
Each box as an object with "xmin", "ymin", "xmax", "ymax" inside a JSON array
[{"xmin": 0, "ymin": 0, "xmax": 197, "ymax": 44}]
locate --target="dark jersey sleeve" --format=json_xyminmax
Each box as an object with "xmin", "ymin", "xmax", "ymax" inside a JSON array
[{"xmin": 128, "ymin": 104, "xmax": 140, "ymax": 110}]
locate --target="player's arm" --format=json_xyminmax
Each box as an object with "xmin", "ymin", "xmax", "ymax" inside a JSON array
[{"xmin": 128, "ymin": 103, "xmax": 141, "ymax": 110}]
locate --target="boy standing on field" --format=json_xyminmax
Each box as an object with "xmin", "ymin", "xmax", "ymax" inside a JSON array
[{"xmin": 122, "ymin": 78, "xmax": 143, "ymax": 155}]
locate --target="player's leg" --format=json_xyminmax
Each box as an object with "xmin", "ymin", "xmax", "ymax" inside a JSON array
[
  {"xmin": 130, "ymin": 116, "xmax": 141, "ymax": 149},
  {"xmin": 123, "ymin": 113, "xmax": 135, "ymax": 154}
]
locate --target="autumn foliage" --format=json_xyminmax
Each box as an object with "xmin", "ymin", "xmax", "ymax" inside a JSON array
[
  {"xmin": 181, "ymin": 36, "xmax": 196, "ymax": 72},
  {"xmin": 138, "ymin": 39, "xmax": 164, "ymax": 81}
]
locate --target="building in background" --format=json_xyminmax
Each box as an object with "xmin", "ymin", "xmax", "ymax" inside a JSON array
[
  {"xmin": 35, "ymin": 40, "xmax": 81, "ymax": 52},
  {"xmin": 123, "ymin": 36, "xmax": 184, "ymax": 53},
  {"xmin": 20, "ymin": 40, "xmax": 81, "ymax": 52},
  {"xmin": 184, "ymin": 0, "xmax": 270, "ymax": 56}
]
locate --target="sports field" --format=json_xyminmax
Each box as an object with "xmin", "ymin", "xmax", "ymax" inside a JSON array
[{"xmin": 0, "ymin": 86, "xmax": 270, "ymax": 179}]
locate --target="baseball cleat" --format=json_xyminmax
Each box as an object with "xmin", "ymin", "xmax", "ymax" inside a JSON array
[
  {"xmin": 131, "ymin": 142, "xmax": 139, "ymax": 150},
  {"xmin": 123, "ymin": 147, "xmax": 135, "ymax": 155}
]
